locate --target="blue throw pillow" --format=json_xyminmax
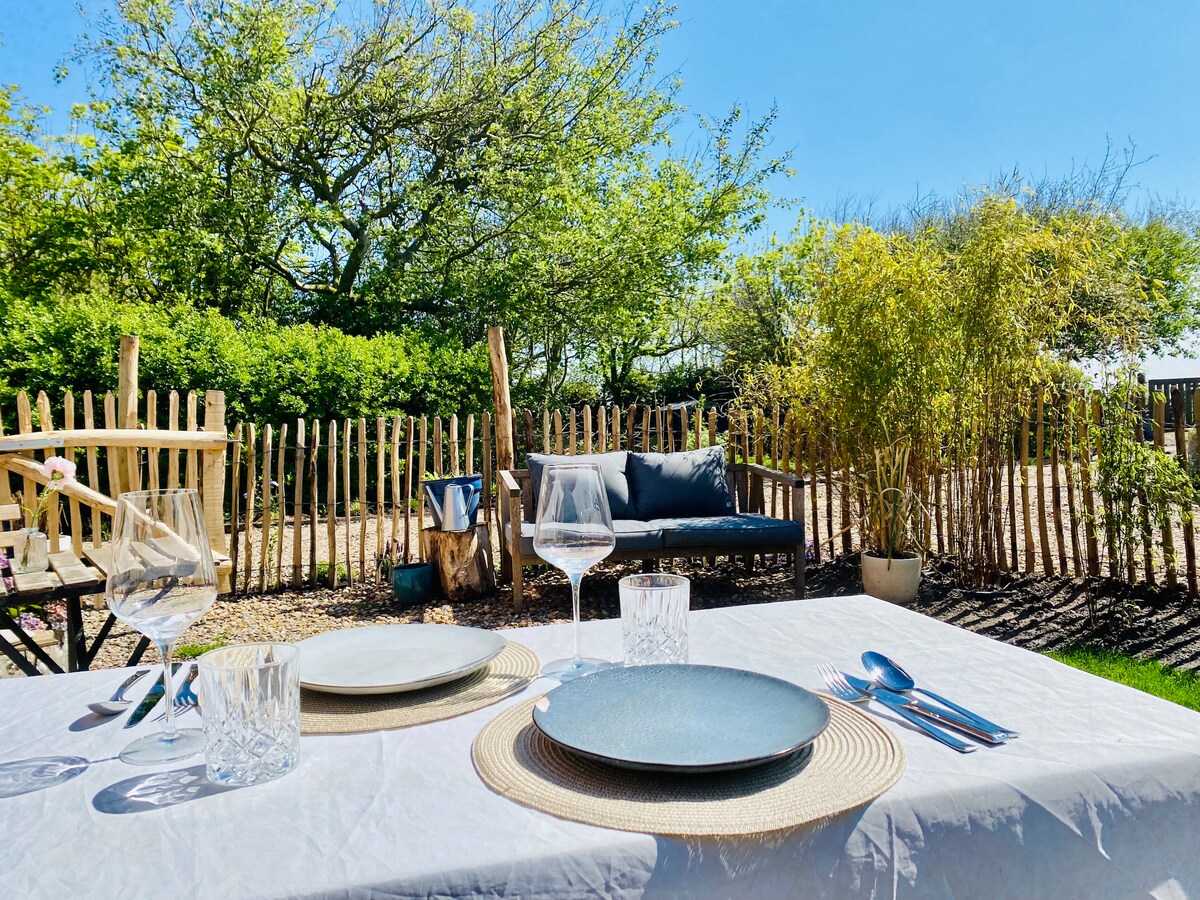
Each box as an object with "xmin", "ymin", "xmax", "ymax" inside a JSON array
[
  {"xmin": 527, "ymin": 451, "xmax": 634, "ymax": 520},
  {"xmin": 628, "ymin": 445, "xmax": 735, "ymax": 519}
]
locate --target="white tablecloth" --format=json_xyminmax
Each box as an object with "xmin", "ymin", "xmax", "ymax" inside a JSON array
[{"xmin": 1, "ymin": 596, "xmax": 1198, "ymax": 899}]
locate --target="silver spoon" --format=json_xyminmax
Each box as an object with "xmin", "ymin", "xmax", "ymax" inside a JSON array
[
  {"xmin": 862, "ymin": 651, "xmax": 1020, "ymax": 738},
  {"xmin": 87, "ymin": 669, "xmax": 152, "ymax": 716}
]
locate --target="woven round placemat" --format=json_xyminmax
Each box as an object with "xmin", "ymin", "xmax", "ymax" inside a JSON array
[
  {"xmin": 301, "ymin": 640, "xmax": 539, "ymax": 734},
  {"xmin": 471, "ymin": 694, "xmax": 904, "ymax": 836}
]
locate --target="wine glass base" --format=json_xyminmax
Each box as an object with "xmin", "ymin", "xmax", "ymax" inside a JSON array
[
  {"xmin": 119, "ymin": 729, "xmax": 205, "ymax": 766},
  {"xmin": 541, "ymin": 657, "xmax": 614, "ymax": 682}
]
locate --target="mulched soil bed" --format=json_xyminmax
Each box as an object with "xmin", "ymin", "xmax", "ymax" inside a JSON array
[{"xmin": 82, "ymin": 555, "xmax": 1200, "ymax": 672}]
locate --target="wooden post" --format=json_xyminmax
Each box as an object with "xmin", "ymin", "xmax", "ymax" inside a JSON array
[
  {"xmin": 404, "ymin": 416, "xmax": 415, "ymax": 564},
  {"xmin": 1049, "ymin": 400, "xmax": 1068, "ymax": 575},
  {"xmin": 1153, "ymin": 393, "xmax": 1177, "ymax": 589},
  {"xmin": 390, "ymin": 415, "xmax": 402, "ymax": 566},
  {"xmin": 583, "ymin": 405, "xmax": 593, "ymax": 455},
  {"xmin": 542, "ymin": 409, "xmax": 551, "ymax": 454},
  {"xmin": 1172, "ymin": 389, "xmax": 1197, "ymax": 597},
  {"xmin": 1077, "ymin": 394, "xmax": 1101, "ymax": 577},
  {"xmin": 229, "ymin": 423, "xmax": 243, "ymax": 591},
  {"xmin": 343, "ymin": 419, "xmax": 353, "ymax": 583},
  {"xmin": 63, "ymin": 392, "xmax": 83, "ymax": 555},
  {"xmin": 202, "ymin": 391, "xmax": 229, "ymax": 558},
  {"xmin": 186, "ymin": 392, "xmax": 199, "ymax": 489},
  {"xmin": 168, "ymin": 391, "xmax": 181, "ymax": 488},
  {"xmin": 83, "ymin": 393, "xmax": 101, "ymax": 548},
  {"xmin": 258, "ymin": 425, "xmax": 273, "ymax": 591},
  {"xmin": 1035, "ymin": 391, "xmax": 1054, "ymax": 575},
  {"xmin": 1062, "ymin": 399, "xmax": 1082, "ymax": 577},
  {"xmin": 553, "ymin": 410, "xmax": 564, "ymax": 454},
  {"xmin": 326, "ymin": 420, "xmax": 338, "ymax": 587},
  {"xmin": 433, "ymin": 417, "xmax": 444, "ymax": 477},
  {"xmin": 376, "ymin": 417, "xmax": 386, "ymax": 582},
  {"xmin": 358, "ymin": 417, "xmax": 368, "ymax": 582},
  {"xmin": 465, "ymin": 414, "xmax": 475, "ymax": 474},
  {"xmin": 568, "ymin": 408, "xmax": 577, "ymax": 455},
  {"xmin": 598, "ymin": 405, "xmax": 608, "ymax": 453},
  {"xmin": 614, "ymin": 405, "xmax": 623, "ymax": 451},
  {"xmin": 242, "ymin": 424, "xmax": 257, "ymax": 593},
  {"xmin": 36, "ymin": 392, "xmax": 60, "ymax": 548},
  {"xmin": 293, "ymin": 419, "xmax": 306, "ymax": 587},
  {"xmin": 487, "ymin": 326, "xmax": 516, "ymax": 474},
  {"xmin": 1019, "ymin": 402, "xmax": 1034, "ymax": 571},
  {"xmin": 117, "ymin": 334, "xmax": 139, "ymax": 496},
  {"xmin": 274, "ymin": 422, "xmax": 288, "ymax": 587},
  {"xmin": 449, "ymin": 414, "xmax": 460, "ymax": 477},
  {"xmin": 309, "ymin": 420, "xmax": 321, "ymax": 585},
  {"xmin": 417, "ymin": 417, "xmax": 428, "ymax": 557}
]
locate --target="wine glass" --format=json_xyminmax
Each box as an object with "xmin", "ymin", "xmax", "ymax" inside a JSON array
[
  {"xmin": 534, "ymin": 464, "xmax": 616, "ymax": 681},
  {"xmin": 105, "ymin": 489, "xmax": 217, "ymax": 765}
]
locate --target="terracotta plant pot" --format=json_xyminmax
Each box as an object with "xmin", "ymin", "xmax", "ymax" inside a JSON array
[{"xmin": 860, "ymin": 551, "xmax": 921, "ymax": 605}]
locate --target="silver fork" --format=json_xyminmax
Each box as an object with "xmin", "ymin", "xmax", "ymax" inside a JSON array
[
  {"xmin": 153, "ymin": 664, "xmax": 200, "ymax": 723},
  {"xmin": 818, "ymin": 664, "xmax": 977, "ymax": 753}
]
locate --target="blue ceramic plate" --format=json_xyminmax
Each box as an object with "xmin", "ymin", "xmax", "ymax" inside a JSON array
[{"xmin": 532, "ymin": 664, "xmax": 830, "ymax": 773}]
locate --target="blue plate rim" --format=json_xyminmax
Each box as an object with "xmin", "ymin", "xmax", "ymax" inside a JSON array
[{"xmin": 532, "ymin": 663, "xmax": 831, "ymax": 774}]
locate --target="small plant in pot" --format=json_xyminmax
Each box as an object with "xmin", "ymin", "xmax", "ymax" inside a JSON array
[{"xmin": 860, "ymin": 443, "xmax": 922, "ymax": 605}]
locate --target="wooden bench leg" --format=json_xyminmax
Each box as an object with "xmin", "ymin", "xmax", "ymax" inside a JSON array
[{"xmin": 512, "ymin": 559, "xmax": 524, "ymax": 612}]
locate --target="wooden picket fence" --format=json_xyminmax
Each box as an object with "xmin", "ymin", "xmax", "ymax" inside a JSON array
[{"xmin": 5, "ymin": 379, "xmax": 1199, "ymax": 598}]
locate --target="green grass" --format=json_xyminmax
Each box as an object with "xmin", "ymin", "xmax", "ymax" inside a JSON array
[
  {"xmin": 176, "ymin": 637, "xmax": 229, "ymax": 660},
  {"xmin": 1047, "ymin": 646, "xmax": 1200, "ymax": 712}
]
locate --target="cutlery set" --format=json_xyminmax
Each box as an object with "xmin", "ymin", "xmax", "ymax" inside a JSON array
[
  {"xmin": 89, "ymin": 663, "xmax": 201, "ymax": 728},
  {"xmin": 820, "ymin": 652, "xmax": 1018, "ymax": 754}
]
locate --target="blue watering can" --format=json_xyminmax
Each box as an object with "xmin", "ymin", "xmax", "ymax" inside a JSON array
[{"xmin": 423, "ymin": 476, "xmax": 483, "ymax": 531}]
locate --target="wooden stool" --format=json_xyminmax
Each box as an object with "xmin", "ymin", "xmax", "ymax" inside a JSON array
[{"xmin": 420, "ymin": 525, "xmax": 496, "ymax": 602}]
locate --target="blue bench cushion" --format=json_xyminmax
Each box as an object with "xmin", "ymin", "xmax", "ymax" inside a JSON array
[
  {"xmin": 527, "ymin": 451, "xmax": 633, "ymax": 520},
  {"xmin": 627, "ymin": 445, "xmax": 735, "ymax": 519},
  {"xmin": 651, "ymin": 514, "xmax": 805, "ymax": 549},
  {"xmin": 508, "ymin": 519, "xmax": 664, "ymax": 556}
]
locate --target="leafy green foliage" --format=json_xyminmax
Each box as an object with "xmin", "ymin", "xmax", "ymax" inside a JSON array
[{"xmin": 0, "ymin": 294, "xmax": 491, "ymax": 424}]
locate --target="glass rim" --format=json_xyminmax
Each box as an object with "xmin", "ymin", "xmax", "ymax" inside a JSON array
[
  {"xmin": 197, "ymin": 642, "xmax": 298, "ymax": 671},
  {"xmin": 116, "ymin": 488, "xmax": 201, "ymax": 499},
  {"xmin": 619, "ymin": 573, "xmax": 690, "ymax": 589}
]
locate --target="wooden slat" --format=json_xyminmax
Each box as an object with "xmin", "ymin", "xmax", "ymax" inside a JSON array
[
  {"xmin": 258, "ymin": 425, "xmax": 273, "ymax": 590},
  {"xmin": 274, "ymin": 423, "xmax": 288, "ymax": 589},
  {"xmin": 146, "ymin": 390, "xmax": 160, "ymax": 493},
  {"xmin": 343, "ymin": 419, "xmax": 352, "ymax": 583},
  {"xmin": 82, "ymin": 392, "xmax": 102, "ymax": 548},
  {"xmin": 0, "ymin": 503, "xmax": 21, "ymax": 523},
  {"xmin": 1172, "ymin": 389, "xmax": 1197, "ymax": 597},
  {"xmin": 1019, "ymin": 403, "xmax": 1033, "ymax": 570},
  {"xmin": 598, "ymin": 405, "xmax": 607, "ymax": 453},
  {"xmin": 614, "ymin": 405, "xmax": 623, "ymax": 452},
  {"xmin": 82, "ymin": 544, "xmax": 114, "ymax": 577},
  {"xmin": 1153, "ymin": 393, "xmax": 1177, "ymax": 588},
  {"xmin": 641, "ymin": 407, "xmax": 650, "ymax": 453},
  {"xmin": 627, "ymin": 405, "xmax": 638, "ymax": 449},
  {"xmin": 229, "ymin": 423, "xmax": 243, "ymax": 591},
  {"xmin": 404, "ymin": 415, "xmax": 415, "ymax": 564},
  {"xmin": 16, "ymin": 391, "xmax": 35, "ymax": 526},
  {"xmin": 553, "ymin": 410, "xmax": 564, "ymax": 455},
  {"xmin": 583, "ymin": 405, "xmax": 593, "ymax": 454},
  {"xmin": 1034, "ymin": 391, "xmax": 1054, "ymax": 575},
  {"xmin": 390, "ymin": 415, "xmax": 402, "ymax": 567},
  {"xmin": 481, "ymin": 410, "xmax": 493, "ymax": 536},
  {"xmin": 293, "ymin": 420, "xmax": 306, "ymax": 587},
  {"xmin": 327, "ymin": 420, "xmax": 338, "ymax": 587},
  {"xmin": 0, "ymin": 402, "xmax": 9, "ymax": 506},
  {"xmin": 1077, "ymin": 393, "xmax": 1101, "ymax": 577},
  {"xmin": 185, "ymin": 391, "xmax": 199, "ymax": 489},
  {"xmin": 242, "ymin": 424, "xmax": 257, "ymax": 593},
  {"xmin": 417, "ymin": 418, "xmax": 428, "ymax": 558},
  {"xmin": 167, "ymin": 391, "xmax": 181, "ymax": 488},
  {"xmin": 1049, "ymin": 400, "xmax": 1068, "ymax": 575},
  {"xmin": 569, "ymin": 408, "xmax": 578, "ymax": 455},
  {"xmin": 308, "ymin": 419, "xmax": 321, "ymax": 585},
  {"xmin": 465, "ymin": 414, "xmax": 475, "ymax": 474},
  {"xmin": 62, "ymin": 391, "xmax": 84, "ymax": 556},
  {"xmin": 0, "ymin": 429, "xmax": 226, "ymax": 452},
  {"xmin": 449, "ymin": 413, "xmax": 460, "ymax": 477},
  {"xmin": 376, "ymin": 417, "xmax": 386, "ymax": 582},
  {"xmin": 358, "ymin": 417, "xmax": 368, "ymax": 582},
  {"xmin": 12, "ymin": 570, "xmax": 58, "ymax": 594},
  {"xmin": 48, "ymin": 551, "xmax": 99, "ymax": 589},
  {"xmin": 542, "ymin": 409, "xmax": 551, "ymax": 453}
]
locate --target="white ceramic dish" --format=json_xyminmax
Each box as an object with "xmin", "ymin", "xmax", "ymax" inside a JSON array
[{"xmin": 298, "ymin": 624, "xmax": 507, "ymax": 695}]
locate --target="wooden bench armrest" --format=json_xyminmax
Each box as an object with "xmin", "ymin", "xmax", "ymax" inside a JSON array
[
  {"xmin": 744, "ymin": 462, "xmax": 806, "ymax": 487},
  {"xmin": 498, "ymin": 469, "xmax": 525, "ymax": 496}
]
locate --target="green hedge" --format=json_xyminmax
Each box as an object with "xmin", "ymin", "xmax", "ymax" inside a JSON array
[{"xmin": 0, "ymin": 295, "xmax": 493, "ymax": 425}]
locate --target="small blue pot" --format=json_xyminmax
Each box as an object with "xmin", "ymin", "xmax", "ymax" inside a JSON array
[{"xmin": 392, "ymin": 562, "xmax": 436, "ymax": 606}]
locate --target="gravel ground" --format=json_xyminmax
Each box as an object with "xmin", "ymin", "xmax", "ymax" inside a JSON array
[{"xmin": 71, "ymin": 550, "xmax": 1200, "ymax": 673}]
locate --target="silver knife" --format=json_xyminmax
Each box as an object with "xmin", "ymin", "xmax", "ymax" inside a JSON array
[{"xmin": 124, "ymin": 663, "xmax": 182, "ymax": 729}]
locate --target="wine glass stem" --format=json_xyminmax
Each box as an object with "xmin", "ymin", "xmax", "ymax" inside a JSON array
[
  {"xmin": 157, "ymin": 641, "xmax": 177, "ymax": 741},
  {"xmin": 569, "ymin": 573, "xmax": 583, "ymax": 668}
]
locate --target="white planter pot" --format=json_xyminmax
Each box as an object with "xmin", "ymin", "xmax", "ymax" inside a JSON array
[{"xmin": 861, "ymin": 551, "xmax": 921, "ymax": 605}]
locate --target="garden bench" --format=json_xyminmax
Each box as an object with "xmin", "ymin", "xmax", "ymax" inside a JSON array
[{"xmin": 499, "ymin": 445, "xmax": 805, "ymax": 609}]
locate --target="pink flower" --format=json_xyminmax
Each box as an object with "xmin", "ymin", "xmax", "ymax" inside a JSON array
[{"xmin": 42, "ymin": 456, "xmax": 77, "ymax": 489}]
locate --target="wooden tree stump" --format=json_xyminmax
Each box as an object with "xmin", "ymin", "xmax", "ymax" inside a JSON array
[{"xmin": 420, "ymin": 525, "xmax": 496, "ymax": 602}]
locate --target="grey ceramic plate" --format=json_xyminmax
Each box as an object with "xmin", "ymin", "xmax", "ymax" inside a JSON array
[
  {"xmin": 298, "ymin": 624, "xmax": 506, "ymax": 695},
  {"xmin": 532, "ymin": 664, "xmax": 830, "ymax": 773}
]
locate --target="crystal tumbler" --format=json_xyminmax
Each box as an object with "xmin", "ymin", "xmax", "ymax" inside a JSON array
[
  {"xmin": 619, "ymin": 574, "xmax": 690, "ymax": 666},
  {"xmin": 197, "ymin": 643, "xmax": 300, "ymax": 786}
]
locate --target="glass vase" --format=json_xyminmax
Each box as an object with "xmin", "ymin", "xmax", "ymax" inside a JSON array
[{"xmin": 13, "ymin": 529, "xmax": 49, "ymax": 574}]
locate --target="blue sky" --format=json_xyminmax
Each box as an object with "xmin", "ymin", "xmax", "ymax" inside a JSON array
[{"xmin": 3, "ymin": 0, "xmax": 1199, "ymax": 371}]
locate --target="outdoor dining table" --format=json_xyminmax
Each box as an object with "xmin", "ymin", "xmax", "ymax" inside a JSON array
[{"xmin": 1, "ymin": 595, "xmax": 1198, "ymax": 898}]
